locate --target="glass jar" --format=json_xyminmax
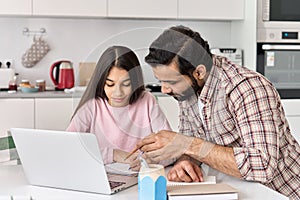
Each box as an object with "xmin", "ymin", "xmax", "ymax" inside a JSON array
[
  {"xmin": 21, "ymin": 79, "xmax": 30, "ymax": 85},
  {"xmin": 36, "ymin": 79, "xmax": 46, "ymax": 92},
  {"xmin": 8, "ymin": 76, "xmax": 17, "ymax": 91}
]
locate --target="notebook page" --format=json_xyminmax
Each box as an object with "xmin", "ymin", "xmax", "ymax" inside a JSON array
[
  {"xmin": 167, "ymin": 176, "xmax": 216, "ymax": 187},
  {"xmin": 105, "ymin": 163, "xmax": 137, "ymax": 175}
]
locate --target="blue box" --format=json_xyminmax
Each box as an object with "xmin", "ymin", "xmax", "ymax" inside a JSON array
[{"xmin": 138, "ymin": 164, "xmax": 167, "ymax": 200}]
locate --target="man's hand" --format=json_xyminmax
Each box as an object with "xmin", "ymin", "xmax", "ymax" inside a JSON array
[
  {"xmin": 136, "ymin": 130, "xmax": 194, "ymax": 162},
  {"xmin": 167, "ymin": 158, "xmax": 204, "ymax": 182}
]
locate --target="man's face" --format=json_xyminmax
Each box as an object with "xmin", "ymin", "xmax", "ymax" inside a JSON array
[{"xmin": 152, "ymin": 61, "xmax": 199, "ymax": 101}]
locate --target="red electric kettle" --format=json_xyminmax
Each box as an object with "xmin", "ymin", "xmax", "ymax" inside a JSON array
[{"xmin": 50, "ymin": 60, "xmax": 74, "ymax": 90}]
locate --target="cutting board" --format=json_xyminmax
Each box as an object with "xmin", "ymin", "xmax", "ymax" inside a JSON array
[{"xmin": 78, "ymin": 62, "xmax": 96, "ymax": 86}]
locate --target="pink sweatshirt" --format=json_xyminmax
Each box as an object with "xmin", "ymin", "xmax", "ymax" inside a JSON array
[{"xmin": 66, "ymin": 91, "xmax": 171, "ymax": 164}]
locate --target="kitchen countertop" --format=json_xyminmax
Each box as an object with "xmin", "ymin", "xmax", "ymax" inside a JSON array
[
  {"xmin": 0, "ymin": 90, "xmax": 82, "ymax": 98},
  {"xmin": 0, "ymin": 90, "xmax": 167, "ymax": 99},
  {"xmin": 0, "ymin": 165, "xmax": 288, "ymax": 200}
]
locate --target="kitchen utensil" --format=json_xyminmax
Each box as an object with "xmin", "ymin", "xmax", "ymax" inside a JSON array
[
  {"xmin": 78, "ymin": 62, "xmax": 96, "ymax": 86},
  {"xmin": 50, "ymin": 60, "xmax": 74, "ymax": 90},
  {"xmin": 20, "ymin": 87, "xmax": 39, "ymax": 93},
  {"xmin": 22, "ymin": 36, "xmax": 50, "ymax": 68}
]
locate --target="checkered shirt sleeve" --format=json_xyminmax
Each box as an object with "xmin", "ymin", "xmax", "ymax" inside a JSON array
[{"xmin": 228, "ymin": 76, "xmax": 300, "ymax": 198}]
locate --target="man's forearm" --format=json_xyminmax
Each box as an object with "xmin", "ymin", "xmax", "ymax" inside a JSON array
[{"xmin": 185, "ymin": 138, "xmax": 242, "ymax": 178}]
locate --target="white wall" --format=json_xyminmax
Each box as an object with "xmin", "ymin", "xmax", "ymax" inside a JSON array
[
  {"xmin": 0, "ymin": 17, "xmax": 232, "ymax": 87},
  {"xmin": 231, "ymin": 0, "xmax": 257, "ymax": 70}
]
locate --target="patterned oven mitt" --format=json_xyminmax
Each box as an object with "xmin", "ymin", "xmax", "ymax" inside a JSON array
[{"xmin": 22, "ymin": 36, "xmax": 50, "ymax": 68}]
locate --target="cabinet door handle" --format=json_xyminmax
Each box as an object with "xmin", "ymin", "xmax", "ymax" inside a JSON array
[{"xmin": 262, "ymin": 44, "xmax": 300, "ymax": 50}]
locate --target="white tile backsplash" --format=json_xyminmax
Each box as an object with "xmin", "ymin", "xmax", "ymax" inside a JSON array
[{"xmin": 0, "ymin": 17, "xmax": 232, "ymax": 87}]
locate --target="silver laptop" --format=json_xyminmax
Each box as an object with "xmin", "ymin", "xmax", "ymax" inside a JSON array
[{"xmin": 10, "ymin": 128, "xmax": 138, "ymax": 194}]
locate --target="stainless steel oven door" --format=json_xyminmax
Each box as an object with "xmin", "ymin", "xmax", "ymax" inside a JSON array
[{"xmin": 257, "ymin": 44, "xmax": 300, "ymax": 99}]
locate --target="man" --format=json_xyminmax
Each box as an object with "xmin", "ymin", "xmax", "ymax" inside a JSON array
[{"xmin": 137, "ymin": 25, "xmax": 300, "ymax": 199}]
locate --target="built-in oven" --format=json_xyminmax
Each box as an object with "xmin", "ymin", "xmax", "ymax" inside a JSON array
[
  {"xmin": 257, "ymin": 43, "xmax": 300, "ymax": 99},
  {"xmin": 257, "ymin": 0, "xmax": 300, "ymax": 99}
]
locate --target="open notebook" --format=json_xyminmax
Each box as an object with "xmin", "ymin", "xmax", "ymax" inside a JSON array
[{"xmin": 167, "ymin": 176, "xmax": 216, "ymax": 186}]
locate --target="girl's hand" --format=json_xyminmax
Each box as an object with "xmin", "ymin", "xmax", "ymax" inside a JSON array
[{"xmin": 113, "ymin": 149, "xmax": 140, "ymax": 171}]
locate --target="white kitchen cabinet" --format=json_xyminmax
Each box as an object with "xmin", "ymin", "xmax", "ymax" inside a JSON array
[
  {"xmin": 281, "ymin": 100, "xmax": 300, "ymax": 143},
  {"xmin": 108, "ymin": 0, "xmax": 177, "ymax": 19},
  {"xmin": 32, "ymin": 0, "xmax": 106, "ymax": 17},
  {"xmin": 0, "ymin": 0, "xmax": 32, "ymax": 15},
  {"xmin": 0, "ymin": 99, "xmax": 34, "ymax": 135},
  {"xmin": 285, "ymin": 117, "xmax": 300, "ymax": 143},
  {"xmin": 178, "ymin": 0, "xmax": 244, "ymax": 20},
  {"xmin": 35, "ymin": 98, "xmax": 77, "ymax": 131},
  {"xmin": 0, "ymin": 0, "xmax": 244, "ymax": 20},
  {"xmin": 156, "ymin": 96, "xmax": 179, "ymax": 131}
]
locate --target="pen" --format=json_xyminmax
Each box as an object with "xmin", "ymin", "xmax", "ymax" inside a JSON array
[
  {"xmin": 124, "ymin": 146, "xmax": 139, "ymax": 161},
  {"xmin": 124, "ymin": 132, "xmax": 157, "ymax": 161}
]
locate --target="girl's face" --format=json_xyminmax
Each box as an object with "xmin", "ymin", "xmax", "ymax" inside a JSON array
[{"xmin": 104, "ymin": 66, "xmax": 132, "ymax": 107}]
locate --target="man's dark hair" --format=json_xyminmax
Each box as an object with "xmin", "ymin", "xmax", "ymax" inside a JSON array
[{"xmin": 145, "ymin": 25, "xmax": 213, "ymax": 77}]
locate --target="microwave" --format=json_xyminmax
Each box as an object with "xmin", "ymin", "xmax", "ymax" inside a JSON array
[
  {"xmin": 261, "ymin": 0, "xmax": 300, "ymax": 22},
  {"xmin": 257, "ymin": 0, "xmax": 300, "ymax": 43}
]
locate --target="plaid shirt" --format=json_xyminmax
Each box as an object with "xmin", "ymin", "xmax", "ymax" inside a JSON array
[{"xmin": 178, "ymin": 56, "xmax": 300, "ymax": 199}]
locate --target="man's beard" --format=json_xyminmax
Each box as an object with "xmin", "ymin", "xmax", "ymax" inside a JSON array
[{"xmin": 168, "ymin": 81, "xmax": 200, "ymax": 102}]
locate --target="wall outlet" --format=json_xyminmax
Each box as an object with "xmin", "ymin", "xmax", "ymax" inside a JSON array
[
  {"xmin": 4, "ymin": 59, "xmax": 14, "ymax": 68},
  {"xmin": 0, "ymin": 59, "xmax": 14, "ymax": 68}
]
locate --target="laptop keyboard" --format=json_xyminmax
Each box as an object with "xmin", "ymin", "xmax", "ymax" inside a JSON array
[{"xmin": 109, "ymin": 180, "xmax": 126, "ymax": 189}]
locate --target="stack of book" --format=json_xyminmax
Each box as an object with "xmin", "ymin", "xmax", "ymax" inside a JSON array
[{"xmin": 167, "ymin": 176, "xmax": 238, "ymax": 200}]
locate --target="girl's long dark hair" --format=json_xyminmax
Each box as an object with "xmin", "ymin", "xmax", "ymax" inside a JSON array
[{"xmin": 72, "ymin": 46, "xmax": 145, "ymax": 118}]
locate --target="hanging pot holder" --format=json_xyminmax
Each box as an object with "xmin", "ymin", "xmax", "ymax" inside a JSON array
[{"xmin": 22, "ymin": 36, "xmax": 50, "ymax": 68}]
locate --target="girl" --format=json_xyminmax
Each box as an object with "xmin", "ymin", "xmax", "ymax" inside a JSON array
[{"xmin": 67, "ymin": 46, "xmax": 171, "ymax": 168}]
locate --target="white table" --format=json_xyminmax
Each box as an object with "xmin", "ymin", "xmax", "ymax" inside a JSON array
[{"xmin": 0, "ymin": 165, "xmax": 288, "ymax": 200}]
